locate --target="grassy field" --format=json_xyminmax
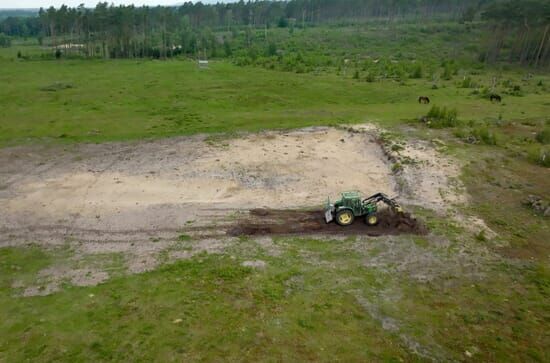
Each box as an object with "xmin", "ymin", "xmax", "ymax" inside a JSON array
[
  {"xmin": 1, "ymin": 45, "xmax": 549, "ymax": 147},
  {"xmin": 2, "ymin": 234, "xmax": 548, "ymax": 362}
]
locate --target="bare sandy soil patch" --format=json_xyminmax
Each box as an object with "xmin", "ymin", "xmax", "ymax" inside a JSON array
[
  {"xmin": 0, "ymin": 125, "xmax": 473, "ymax": 294},
  {"xmin": 0, "ymin": 127, "xmax": 395, "ymax": 245}
]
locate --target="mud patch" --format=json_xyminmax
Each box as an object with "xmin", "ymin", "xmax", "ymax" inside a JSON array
[{"xmin": 227, "ymin": 208, "xmax": 427, "ymax": 237}]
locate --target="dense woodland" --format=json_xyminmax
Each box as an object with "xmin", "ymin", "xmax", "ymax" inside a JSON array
[{"xmin": 0, "ymin": 0, "xmax": 549, "ymax": 67}]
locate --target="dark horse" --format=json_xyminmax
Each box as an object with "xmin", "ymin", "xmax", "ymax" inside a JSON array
[
  {"xmin": 418, "ymin": 96, "xmax": 430, "ymax": 104},
  {"xmin": 490, "ymin": 94, "xmax": 502, "ymax": 103}
]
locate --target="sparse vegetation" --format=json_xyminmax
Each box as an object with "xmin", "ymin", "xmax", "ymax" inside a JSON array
[
  {"xmin": 528, "ymin": 145, "xmax": 550, "ymax": 167},
  {"xmin": 536, "ymin": 127, "xmax": 550, "ymax": 144},
  {"xmin": 0, "ymin": 33, "xmax": 10, "ymax": 48}
]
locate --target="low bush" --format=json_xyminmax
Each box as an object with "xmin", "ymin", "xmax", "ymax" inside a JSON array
[
  {"xmin": 505, "ymin": 84, "xmax": 524, "ymax": 97},
  {"xmin": 424, "ymin": 105, "xmax": 458, "ymax": 128},
  {"xmin": 471, "ymin": 127, "xmax": 498, "ymax": 145},
  {"xmin": 475, "ymin": 230, "xmax": 488, "ymax": 242},
  {"xmin": 452, "ymin": 127, "xmax": 468, "ymax": 139},
  {"xmin": 0, "ymin": 32, "xmax": 11, "ymax": 47},
  {"xmin": 391, "ymin": 162, "xmax": 403, "ymax": 173},
  {"xmin": 442, "ymin": 65, "xmax": 453, "ymax": 80},
  {"xmin": 535, "ymin": 128, "xmax": 550, "ymax": 144},
  {"xmin": 528, "ymin": 146, "xmax": 550, "ymax": 167},
  {"xmin": 365, "ymin": 72, "xmax": 375, "ymax": 82},
  {"xmin": 410, "ymin": 64, "xmax": 423, "ymax": 79},
  {"xmin": 454, "ymin": 125, "xmax": 498, "ymax": 145},
  {"xmin": 460, "ymin": 76, "xmax": 477, "ymax": 88}
]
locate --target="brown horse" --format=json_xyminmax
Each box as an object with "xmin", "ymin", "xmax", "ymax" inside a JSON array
[
  {"xmin": 490, "ymin": 94, "xmax": 502, "ymax": 103},
  {"xmin": 418, "ymin": 96, "xmax": 430, "ymax": 104}
]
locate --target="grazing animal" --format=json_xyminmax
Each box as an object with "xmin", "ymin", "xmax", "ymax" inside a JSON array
[
  {"xmin": 418, "ymin": 96, "xmax": 430, "ymax": 104},
  {"xmin": 490, "ymin": 94, "xmax": 502, "ymax": 103}
]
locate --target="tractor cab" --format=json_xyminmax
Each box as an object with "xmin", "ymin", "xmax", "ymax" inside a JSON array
[{"xmin": 335, "ymin": 191, "xmax": 363, "ymax": 214}]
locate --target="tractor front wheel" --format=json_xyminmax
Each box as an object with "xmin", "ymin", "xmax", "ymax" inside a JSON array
[
  {"xmin": 366, "ymin": 214, "xmax": 379, "ymax": 226},
  {"xmin": 336, "ymin": 210, "xmax": 355, "ymax": 226}
]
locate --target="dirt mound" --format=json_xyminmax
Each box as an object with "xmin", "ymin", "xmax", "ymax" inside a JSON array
[{"xmin": 227, "ymin": 208, "xmax": 427, "ymax": 237}]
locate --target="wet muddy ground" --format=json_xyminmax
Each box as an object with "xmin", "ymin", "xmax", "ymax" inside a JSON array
[{"xmin": 227, "ymin": 208, "xmax": 427, "ymax": 237}]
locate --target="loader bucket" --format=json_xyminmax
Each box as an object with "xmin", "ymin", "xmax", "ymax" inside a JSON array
[{"xmin": 324, "ymin": 197, "xmax": 334, "ymax": 223}]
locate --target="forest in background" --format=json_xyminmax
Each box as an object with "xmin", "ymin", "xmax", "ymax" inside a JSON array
[{"xmin": 0, "ymin": 0, "xmax": 549, "ymax": 67}]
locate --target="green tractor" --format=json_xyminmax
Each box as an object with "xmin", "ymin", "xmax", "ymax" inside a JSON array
[{"xmin": 325, "ymin": 191, "xmax": 403, "ymax": 226}]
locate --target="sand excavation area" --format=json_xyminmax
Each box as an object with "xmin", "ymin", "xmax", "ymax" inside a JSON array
[{"xmin": 0, "ymin": 126, "xmax": 466, "ymax": 245}]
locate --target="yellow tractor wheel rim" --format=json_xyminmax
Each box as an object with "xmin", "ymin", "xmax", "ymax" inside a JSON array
[
  {"xmin": 338, "ymin": 212, "xmax": 352, "ymax": 224},
  {"xmin": 368, "ymin": 215, "xmax": 378, "ymax": 225}
]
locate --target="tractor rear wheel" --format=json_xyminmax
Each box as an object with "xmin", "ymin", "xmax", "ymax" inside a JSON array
[
  {"xmin": 336, "ymin": 210, "xmax": 354, "ymax": 226},
  {"xmin": 366, "ymin": 214, "xmax": 379, "ymax": 226}
]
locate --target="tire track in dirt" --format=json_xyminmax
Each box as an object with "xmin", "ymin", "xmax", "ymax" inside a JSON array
[{"xmin": 66, "ymin": 145, "xmax": 138, "ymax": 237}]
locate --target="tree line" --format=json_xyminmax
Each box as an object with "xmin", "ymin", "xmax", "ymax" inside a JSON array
[
  {"xmin": 481, "ymin": 0, "xmax": 550, "ymax": 67},
  {"xmin": 0, "ymin": 0, "xmax": 548, "ymax": 67},
  {"xmin": 0, "ymin": 0, "xmax": 481, "ymax": 57}
]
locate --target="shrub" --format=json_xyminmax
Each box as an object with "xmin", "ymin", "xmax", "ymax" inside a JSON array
[
  {"xmin": 177, "ymin": 234, "xmax": 192, "ymax": 241},
  {"xmin": 365, "ymin": 72, "xmax": 375, "ymax": 82},
  {"xmin": 424, "ymin": 105, "xmax": 458, "ymax": 128},
  {"xmin": 410, "ymin": 64, "xmax": 423, "ymax": 79},
  {"xmin": 442, "ymin": 65, "xmax": 452, "ymax": 80},
  {"xmin": 247, "ymin": 47, "xmax": 258, "ymax": 60},
  {"xmin": 266, "ymin": 42, "xmax": 277, "ymax": 57},
  {"xmin": 294, "ymin": 63, "xmax": 306, "ymax": 73},
  {"xmin": 460, "ymin": 76, "xmax": 476, "ymax": 88},
  {"xmin": 455, "ymin": 125, "xmax": 498, "ymax": 145},
  {"xmin": 506, "ymin": 84, "xmax": 523, "ymax": 96},
  {"xmin": 528, "ymin": 146, "xmax": 550, "ymax": 167},
  {"xmin": 535, "ymin": 128, "xmax": 550, "ymax": 144},
  {"xmin": 391, "ymin": 163, "xmax": 403, "ymax": 173},
  {"xmin": 453, "ymin": 127, "xmax": 468, "ymax": 139},
  {"xmin": 0, "ymin": 33, "xmax": 11, "ymax": 48},
  {"xmin": 475, "ymin": 230, "xmax": 487, "ymax": 242},
  {"xmin": 224, "ymin": 39, "xmax": 232, "ymax": 56},
  {"xmin": 472, "ymin": 127, "xmax": 497, "ymax": 145},
  {"xmin": 478, "ymin": 87, "xmax": 493, "ymax": 99}
]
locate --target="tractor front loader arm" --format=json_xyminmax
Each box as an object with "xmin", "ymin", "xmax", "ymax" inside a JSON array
[{"xmin": 363, "ymin": 193, "xmax": 404, "ymax": 214}]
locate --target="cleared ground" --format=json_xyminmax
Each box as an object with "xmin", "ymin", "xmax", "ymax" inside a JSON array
[
  {"xmin": 1, "ymin": 125, "xmax": 459, "ymax": 286},
  {"xmin": 1, "ymin": 127, "xmax": 393, "ymax": 237}
]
